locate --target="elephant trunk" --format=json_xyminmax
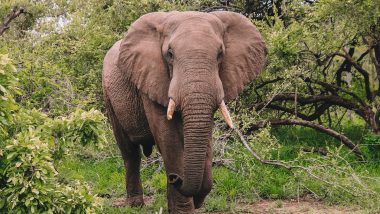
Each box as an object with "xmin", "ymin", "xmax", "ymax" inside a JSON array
[{"xmin": 169, "ymin": 93, "xmax": 214, "ymax": 196}]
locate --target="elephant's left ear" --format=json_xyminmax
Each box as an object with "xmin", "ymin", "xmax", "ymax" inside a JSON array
[
  {"xmin": 212, "ymin": 11, "xmax": 267, "ymax": 102},
  {"xmin": 118, "ymin": 12, "xmax": 176, "ymax": 107}
]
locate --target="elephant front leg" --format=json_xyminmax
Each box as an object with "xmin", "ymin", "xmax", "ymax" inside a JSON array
[
  {"xmin": 124, "ymin": 144, "xmax": 144, "ymax": 206},
  {"xmin": 106, "ymin": 104, "xmax": 144, "ymax": 207},
  {"xmin": 113, "ymin": 144, "xmax": 144, "ymax": 207},
  {"xmin": 142, "ymin": 96, "xmax": 195, "ymax": 213}
]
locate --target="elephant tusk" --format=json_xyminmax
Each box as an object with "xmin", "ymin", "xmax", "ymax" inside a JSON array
[
  {"xmin": 167, "ymin": 98, "xmax": 176, "ymax": 120},
  {"xmin": 219, "ymin": 100, "xmax": 234, "ymax": 129}
]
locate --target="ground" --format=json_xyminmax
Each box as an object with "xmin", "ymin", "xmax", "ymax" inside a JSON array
[
  {"xmin": 58, "ymin": 126, "xmax": 380, "ymax": 214},
  {"xmin": 110, "ymin": 197, "xmax": 364, "ymax": 214},
  {"xmin": 201, "ymin": 199, "xmax": 363, "ymax": 214}
]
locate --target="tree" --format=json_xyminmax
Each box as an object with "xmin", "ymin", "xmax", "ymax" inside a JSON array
[{"xmin": 232, "ymin": 0, "xmax": 380, "ymax": 154}]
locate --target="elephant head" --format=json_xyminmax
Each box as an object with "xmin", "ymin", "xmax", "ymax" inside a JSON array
[{"xmin": 118, "ymin": 11, "xmax": 267, "ymax": 196}]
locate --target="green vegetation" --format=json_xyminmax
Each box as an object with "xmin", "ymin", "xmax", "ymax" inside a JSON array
[
  {"xmin": 53, "ymin": 122, "xmax": 380, "ymax": 213},
  {"xmin": 0, "ymin": 54, "xmax": 106, "ymax": 213},
  {"xmin": 1, "ymin": 0, "xmax": 380, "ymax": 213}
]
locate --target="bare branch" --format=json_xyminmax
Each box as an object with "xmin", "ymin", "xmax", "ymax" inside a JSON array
[
  {"xmin": 303, "ymin": 77, "xmax": 366, "ymax": 106},
  {"xmin": 232, "ymin": 127, "xmax": 364, "ymax": 192},
  {"xmin": 254, "ymin": 93, "xmax": 365, "ymax": 118},
  {"xmin": 255, "ymin": 77, "xmax": 285, "ymax": 90},
  {"xmin": 233, "ymin": 127, "xmax": 307, "ymax": 169},
  {"xmin": 245, "ymin": 119, "xmax": 362, "ymax": 157},
  {"xmin": 0, "ymin": 6, "xmax": 26, "ymax": 36},
  {"xmin": 357, "ymin": 47, "xmax": 372, "ymax": 62},
  {"xmin": 335, "ymin": 47, "xmax": 354, "ymax": 87},
  {"xmin": 334, "ymin": 52, "xmax": 373, "ymax": 101},
  {"xmin": 266, "ymin": 103, "xmax": 331, "ymax": 121}
]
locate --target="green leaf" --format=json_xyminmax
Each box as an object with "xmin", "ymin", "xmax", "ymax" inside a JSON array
[
  {"xmin": 0, "ymin": 198, "xmax": 5, "ymax": 209},
  {"xmin": 6, "ymin": 152, "xmax": 17, "ymax": 160},
  {"xmin": 0, "ymin": 84, "xmax": 7, "ymax": 93},
  {"xmin": 32, "ymin": 189, "xmax": 39, "ymax": 195}
]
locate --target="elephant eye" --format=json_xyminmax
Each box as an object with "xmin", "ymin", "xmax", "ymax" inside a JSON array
[
  {"xmin": 167, "ymin": 48, "xmax": 174, "ymax": 62},
  {"xmin": 217, "ymin": 49, "xmax": 223, "ymax": 62}
]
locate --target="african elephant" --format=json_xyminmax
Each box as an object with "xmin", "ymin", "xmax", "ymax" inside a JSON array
[{"xmin": 102, "ymin": 11, "xmax": 266, "ymax": 213}]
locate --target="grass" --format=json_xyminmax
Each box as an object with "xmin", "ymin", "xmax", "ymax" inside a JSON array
[
  {"xmin": 56, "ymin": 122, "xmax": 380, "ymax": 213},
  {"xmin": 57, "ymin": 149, "xmax": 168, "ymax": 213}
]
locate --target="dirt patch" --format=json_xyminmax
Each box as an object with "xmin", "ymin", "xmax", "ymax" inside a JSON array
[
  {"xmin": 110, "ymin": 196, "xmax": 365, "ymax": 213},
  {"xmin": 204, "ymin": 199, "xmax": 363, "ymax": 214},
  {"xmin": 111, "ymin": 195, "xmax": 155, "ymax": 207}
]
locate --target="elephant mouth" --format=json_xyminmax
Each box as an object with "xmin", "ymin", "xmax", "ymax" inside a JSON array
[{"xmin": 166, "ymin": 98, "xmax": 234, "ymax": 129}]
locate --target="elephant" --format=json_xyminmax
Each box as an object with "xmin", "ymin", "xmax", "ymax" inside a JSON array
[{"xmin": 102, "ymin": 11, "xmax": 267, "ymax": 213}]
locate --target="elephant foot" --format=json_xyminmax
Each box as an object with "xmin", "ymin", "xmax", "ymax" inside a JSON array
[
  {"xmin": 128, "ymin": 195, "xmax": 145, "ymax": 206},
  {"xmin": 112, "ymin": 195, "xmax": 144, "ymax": 207}
]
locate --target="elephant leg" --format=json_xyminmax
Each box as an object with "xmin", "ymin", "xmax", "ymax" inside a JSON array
[
  {"xmin": 156, "ymin": 129, "xmax": 195, "ymax": 213},
  {"xmin": 141, "ymin": 96, "xmax": 194, "ymax": 213},
  {"xmin": 193, "ymin": 141, "xmax": 213, "ymax": 208},
  {"xmin": 106, "ymin": 102, "xmax": 144, "ymax": 206},
  {"xmin": 123, "ymin": 144, "xmax": 144, "ymax": 206}
]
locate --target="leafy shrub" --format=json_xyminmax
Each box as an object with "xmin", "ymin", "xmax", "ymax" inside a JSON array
[
  {"xmin": 0, "ymin": 54, "xmax": 107, "ymax": 213},
  {"xmin": 0, "ymin": 130, "xmax": 100, "ymax": 213},
  {"xmin": 0, "ymin": 54, "xmax": 19, "ymax": 140},
  {"xmin": 42, "ymin": 108, "xmax": 108, "ymax": 159},
  {"xmin": 363, "ymin": 134, "xmax": 380, "ymax": 159}
]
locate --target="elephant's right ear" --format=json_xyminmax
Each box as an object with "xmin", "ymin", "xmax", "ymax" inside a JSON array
[{"xmin": 118, "ymin": 12, "xmax": 174, "ymax": 107}]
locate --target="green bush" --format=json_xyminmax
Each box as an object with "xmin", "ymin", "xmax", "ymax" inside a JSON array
[
  {"xmin": 0, "ymin": 54, "xmax": 107, "ymax": 213},
  {"xmin": 0, "ymin": 54, "xmax": 19, "ymax": 140},
  {"xmin": 0, "ymin": 131, "xmax": 100, "ymax": 213},
  {"xmin": 363, "ymin": 134, "xmax": 380, "ymax": 159}
]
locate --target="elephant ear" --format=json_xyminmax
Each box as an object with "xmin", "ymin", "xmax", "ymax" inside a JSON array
[
  {"xmin": 118, "ymin": 12, "xmax": 174, "ymax": 107},
  {"xmin": 212, "ymin": 11, "xmax": 267, "ymax": 102}
]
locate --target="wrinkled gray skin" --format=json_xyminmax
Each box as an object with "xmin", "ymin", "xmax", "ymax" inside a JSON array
[{"xmin": 102, "ymin": 11, "xmax": 266, "ymax": 213}]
